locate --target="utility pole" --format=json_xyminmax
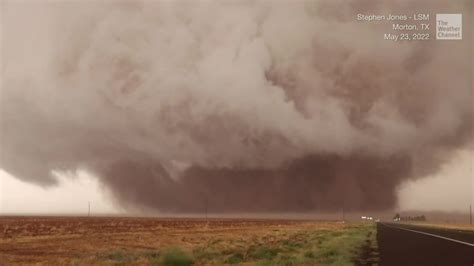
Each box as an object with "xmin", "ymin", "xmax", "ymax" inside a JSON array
[
  {"xmin": 470, "ymin": 204, "xmax": 472, "ymax": 225},
  {"xmin": 342, "ymin": 207, "xmax": 345, "ymax": 222},
  {"xmin": 204, "ymin": 197, "xmax": 208, "ymax": 220}
]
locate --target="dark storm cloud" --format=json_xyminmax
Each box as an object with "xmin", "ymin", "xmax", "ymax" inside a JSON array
[{"xmin": 1, "ymin": 0, "xmax": 472, "ymax": 212}]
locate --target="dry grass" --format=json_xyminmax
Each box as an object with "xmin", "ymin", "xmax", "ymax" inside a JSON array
[{"xmin": 0, "ymin": 217, "xmax": 375, "ymax": 265}]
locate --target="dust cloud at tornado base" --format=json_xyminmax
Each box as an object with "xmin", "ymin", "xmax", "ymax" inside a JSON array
[{"xmin": 1, "ymin": 1, "xmax": 472, "ymax": 213}]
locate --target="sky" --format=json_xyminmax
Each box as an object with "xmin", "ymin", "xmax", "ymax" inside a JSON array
[
  {"xmin": 397, "ymin": 150, "xmax": 473, "ymax": 213},
  {"xmin": 0, "ymin": 0, "xmax": 473, "ymax": 215},
  {"xmin": 0, "ymin": 169, "xmax": 122, "ymax": 215}
]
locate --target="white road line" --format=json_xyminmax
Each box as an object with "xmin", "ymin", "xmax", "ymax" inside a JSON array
[{"xmin": 381, "ymin": 223, "xmax": 474, "ymax": 247}]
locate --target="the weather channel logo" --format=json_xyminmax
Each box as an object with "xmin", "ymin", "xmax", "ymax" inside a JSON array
[{"xmin": 436, "ymin": 14, "xmax": 462, "ymax": 40}]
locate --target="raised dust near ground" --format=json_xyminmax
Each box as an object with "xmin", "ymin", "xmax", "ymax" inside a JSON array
[{"xmin": 1, "ymin": 0, "xmax": 473, "ymax": 212}]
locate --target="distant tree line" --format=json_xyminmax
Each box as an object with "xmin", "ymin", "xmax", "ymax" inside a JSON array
[{"xmin": 393, "ymin": 213, "xmax": 427, "ymax": 221}]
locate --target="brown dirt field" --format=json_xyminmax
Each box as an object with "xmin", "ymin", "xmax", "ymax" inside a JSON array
[{"xmin": 0, "ymin": 216, "xmax": 349, "ymax": 265}]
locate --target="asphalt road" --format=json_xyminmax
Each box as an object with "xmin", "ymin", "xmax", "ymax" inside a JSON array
[{"xmin": 377, "ymin": 223, "xmax": 474, "ymax": 266}]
